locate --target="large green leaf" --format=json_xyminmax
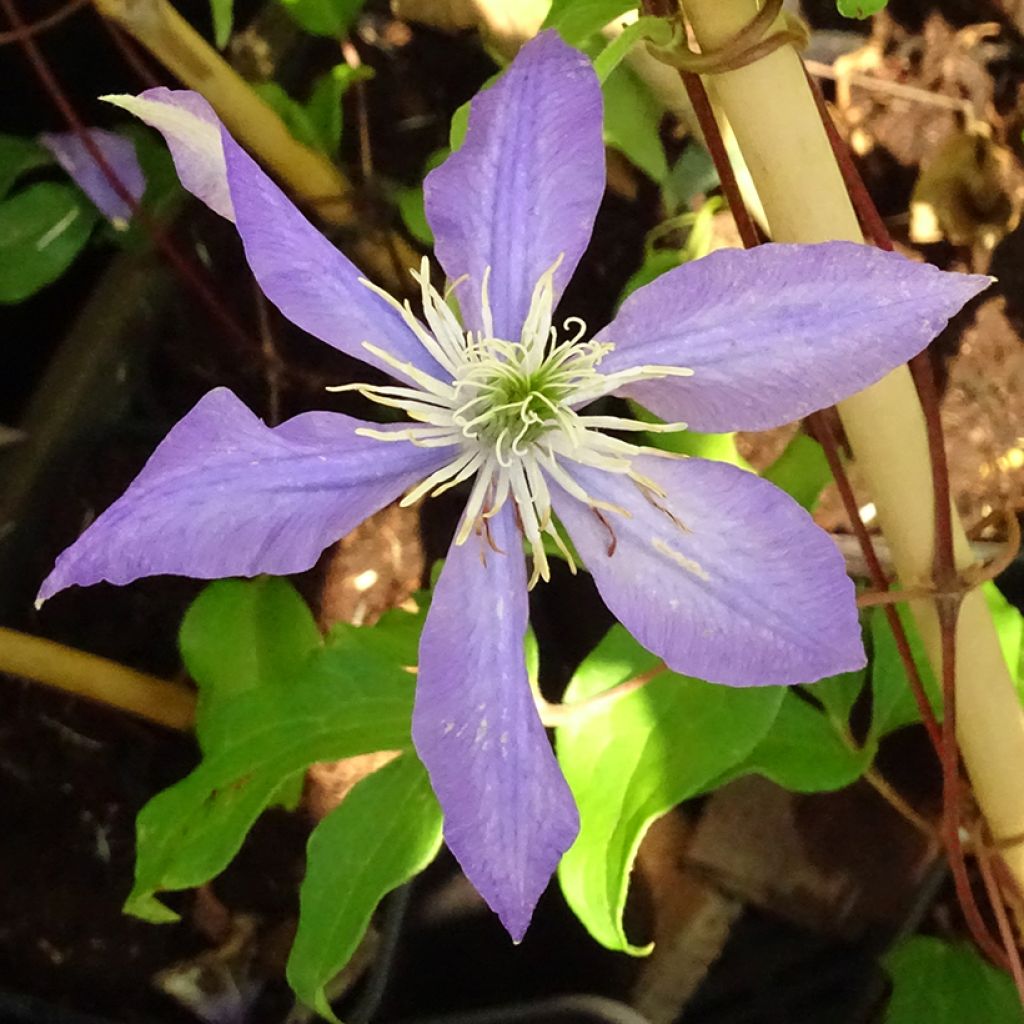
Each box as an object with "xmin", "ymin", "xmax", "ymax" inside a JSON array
[
  {"xmin": 0, "ymin": 182, "xmax": 98, "ymax": 303},
  {"xmin": 180, "ymin": 577, "xmax": 323, "ymax": 753},
  {"xmin": 556, "ymin": 626, "xmax": 784, "ymax": 954},
  {"xmin": 883, "ymin": 935, "xmax": 1022, "ymax": 1023},
  {"xmin": 127, "ymin": 599, "xmax": 423, "ymax": 922},
  {"xmin": 543, "ymin": 0, "xmax": 636, "ymax": 47},
  {"xmin": 0, "ymin": 133, "xmax": 52, "ymax": 200},
  {"xmin": 735, "ymin": 687, "xmax": 872, "ymax": 793},
  {"xmin": 279, "ymin": 0, "xmax": 364, "ymax": 37},
  {"xmin": 288, "ymin": 753, "xmax": 442, "ymax": 1021}
]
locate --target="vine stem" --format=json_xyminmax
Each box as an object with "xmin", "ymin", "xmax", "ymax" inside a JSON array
[
  {"xmin": 677, "ymin": 0, "xmax": 1024, "ymax": 941},
  {"xmin": 0, "ymin": 627, "xmax": 194, "ymax": 730}
]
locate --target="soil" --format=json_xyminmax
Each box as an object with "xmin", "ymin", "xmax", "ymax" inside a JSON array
[{"xmin": 1, "ymin": 1, "xmax": 1023, "ymax": 1023}]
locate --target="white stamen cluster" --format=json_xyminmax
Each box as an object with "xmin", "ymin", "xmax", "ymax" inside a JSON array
[{"xmin": 336, "ymin": 257, "xmax": 693, "ymax": 586}]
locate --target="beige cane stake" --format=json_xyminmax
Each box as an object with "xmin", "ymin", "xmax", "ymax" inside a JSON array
[{"xmin": 680, "ymin": 0, "xmax": 1024, "ymax": 891}]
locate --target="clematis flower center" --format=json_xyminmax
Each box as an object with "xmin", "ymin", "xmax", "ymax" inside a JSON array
[{"xmin": 334, "ymin": 258, "xmax": 694, "ymax": 585}]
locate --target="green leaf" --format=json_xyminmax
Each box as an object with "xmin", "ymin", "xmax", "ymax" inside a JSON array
[
  {"xmin": 253, "ymin": 82, "xmax": 322, "ymax": 152},
  {"xmin": 279, "ymin": 0, "xmax": 364, "ymax": 37},
  {"xmin": 984, "ymin": 581, "xmax": 1024, "ymax": 693},
  {"xmin": 735, "ymin": 687, "xmax": 872, "ymax": 793},
  {"xmin": 396, "ymin": 148, "xmax": 448, "ymax": 246},
  {"xmin": 556, "ymin": 626, "xmax": 784, "ymax": 954},
  {"xmin": 0, "ymin": 134, "xmax": 52, "ymax": 200},
  {"xmin": 210, "ymin": 0, "xmax": 233, "ymax": 47},
  {"xmin": 808, "ymin": 668, "xmax": 866, "ymax": 731},
  {"xmin": 180, "ymin": 577, "xmax": 322, "ymax": 753},
  {"xmin": 602, "ymin": 63, "xmax": 667, "ymax": 183},
  {"xmin": 762, "ymin": 432, "xmax": 831, "ymax": 512},
  {"xmin": 0, "ymin": 182, "xmax": 98, "ymax": 304},
  {"xmin": 306, "ymin": 64, "xmax": 371, "ymax": 158},
  {"xmin": 126, "ymin": 602, "xmax": 423, "ymax": 921},
  {"xmin": 836, "ymin": 0, "xmax": 887, "ymax": 18},
  {"xmin": 883, "ymin": 935, "xmax": 1022, "ymax": 1023},
  {"xmin": 542, "ymin": 0, "xmax": 636, "ymax": 47},
  {"xmin": 869, "ymin": 604, "xmax": 940, "ymax": 740},
  {"xmin": 592, "ymin": 15, "xmax": 674, "ymax": 85},
  {"xmin": 287, "ymin": 754, "xmax": 442, "ymax": 1022}
]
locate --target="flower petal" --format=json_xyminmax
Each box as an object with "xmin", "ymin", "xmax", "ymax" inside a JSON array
[
  {"xmin": 104, "ymin": 89, "xmax": 441, "ymax": 381},
  {"xmin": 103, "ymin": 90, "xmax": 233, "ymax": 219},
  {"xmin": 413, "ymin": 503, "xmax": 579, "ymax": 941},
  {"xmin": 596, "ymin": 242, "xmax": 991, "ymax": 431},
  {"xmin": 424, "ymin": 31, "xmax": 604, "ymax": 338},
  {"xmin": 551, "ymin": 455, "xmax": 865, "ymax": 686},
  {"xmin": 39, "ymin": 129, "xmax": 145, "ymax": 226},
  {"xmin": 38, "ymin": 389, "xmax": 449, "ymax": 603}
]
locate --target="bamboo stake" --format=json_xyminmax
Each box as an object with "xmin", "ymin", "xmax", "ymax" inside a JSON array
[
  {"xmin": 92, "ymin": 0, "xmax": 354, "ymax": 226},
  {"xmin": 0, "ymin": 627, "xmax": 194, "ymax": 730},
  {"xmin": 679, "ymin": 0, "xmax": 1024, "ymax": 891}
]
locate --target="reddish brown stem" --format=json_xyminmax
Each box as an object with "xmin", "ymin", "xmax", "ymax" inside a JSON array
[
  {"xmin": 0, "ymin": 0, "xmax": 88, "ymax": 45},
  {"xmin": 979, "ymin": 838, "xmax": 1024, "ymax": 1000},
  {"xmin": 937, "ymin": 600, "xmax": 1010, "ymax": 968},
  {"xmin": 804, "ymin": 69, "xmax": 893, "ymax": 252},
  {"xmin": 808, "ymin": 413, "xmax": 944, "ymax": 751},
  {"xmin": 680, "ymin": 71, "xmax": 761, "ymax": 249}
]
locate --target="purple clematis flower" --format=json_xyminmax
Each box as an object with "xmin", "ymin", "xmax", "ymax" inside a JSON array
[
  {"xmin": 39, "ymin": 129, "xmax": 145, "ymax": 227},
  {"xmin": 39, "ymin": 33, "xmax": 988, "ymax": 939}
]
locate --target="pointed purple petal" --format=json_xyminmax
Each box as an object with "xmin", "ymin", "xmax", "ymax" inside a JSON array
[
  {"xmin": 39, "ymin": 129, "xmax": 145, "ymax": 225},
  {"xmin": 424, "ymin": 31, "xmax": 604, "ymax": 338},
  {"xmin": 102, "ymin": 90, "xmax": 233, "ymax": 219},
  {"xmin": 39, "ymin": 389, "xmax": 449, "ymax": 603},
  {"xmin": 597, "ymin": 242, "xmax": 991, "ymax": 431},
  {"xmin": 551, "ymin": 456, "xmax": 865, "ymax": 686},
  {"xmin": 413, "ymin": 504, "xmax": 579, "ymax": 940},
  {"xmin": 104, "ymin": 89, "xmax": 442, "ymax": 382}
]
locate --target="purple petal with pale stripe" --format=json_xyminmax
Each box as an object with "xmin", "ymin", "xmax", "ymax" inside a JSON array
[
  {"xmin": 38, "ymin": 389, "xmax": 449, "ymax": 603},
  {"xmin": 424, "ymin": 31, "xmax": 604, "ymax": 338},
  {"xmin": 105, "ymin": 89, "xmax": 442, "ymax": 382},
  {"xmin": 39, "ymin": 129, "xmax": 145, "ymax": 225},
  {"xmin": 551, "ymin": 455, "xmax": 864, "ymax": 686},
  {"xmin": 103, "ymin": 90, "xmax": 233, "ymax": 220},
  {"xmin": 597, "ymin": 243, "xmax": 991, "ymax": 432},
  {"xmin": 413, "ymin": 503, "xmax": 579, "ymax": 941}
]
